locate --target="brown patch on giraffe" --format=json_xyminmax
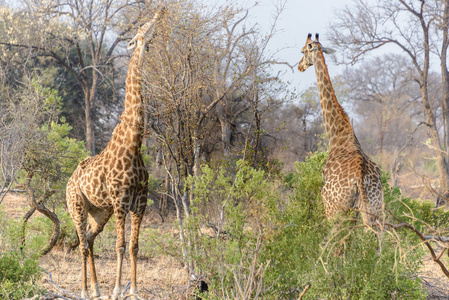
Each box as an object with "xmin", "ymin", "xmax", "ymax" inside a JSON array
[
  {"xmin": 116, "ymin": 159, "xmax": 123, "ymax": 170},
  {"xmin": 92, "ymin": 178, "xmax": 99, "ymax": 187},
  {"xmin": 123, "ymin": 157, "xmax": 132, "ymax": 170},
  {"xmin": 117, "ymin": 147, "xmax": 125, "ymax": 157}
]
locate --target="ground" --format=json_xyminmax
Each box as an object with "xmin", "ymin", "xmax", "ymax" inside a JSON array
[
  {"xmin": 2, "ymin": 193, "xmax": 188, "ymax": 299},
  {"xmin": 2, "ymin": 192, "xmax": 449, "ymax": 299}
]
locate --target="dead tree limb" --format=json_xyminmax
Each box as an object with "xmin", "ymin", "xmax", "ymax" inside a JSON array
[
  {"xmin": 384, "ymin": 209, "xmax": 449, "ymax": 279},
  {"xmin": 41, "ymin": 269, "xmax": 83, "ymax": 300},
  {"xmin": 298, "ymin": 283, "xmax": 311, "ymax": 300},
  {"xmin": 23, "ymin": 172, "xmax": 60, "ymax": 256}
]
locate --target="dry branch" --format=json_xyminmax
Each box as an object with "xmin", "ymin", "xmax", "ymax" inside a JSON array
[
  {"xmin": 298, "ymin": 283, "xmax": 311, "ymax": 300},
  {"xmin": 41, "ymin": 270, "xmax": 84, "ymax": 300},
  {"xmin": 384, "ymin": 209, "xmax": 449, "ymax": 279}
]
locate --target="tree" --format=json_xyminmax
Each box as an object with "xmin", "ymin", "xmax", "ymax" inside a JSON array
[
  {"xmin": 329, "ymin": 0, "xmax": 449, "ymax": 194},
  {"xmin": 142, "ymin": 0, "xmax": 287, "ymax": 277},
  {"xmin": 336, "ymin": 54, "xmax": 424, "ymax": 159},
  {"xmin": 0, "ymin": 0, "xmax": 154, "ymax": 154},
  {"xmin": 0, "ymin": 73, "xmax": 86, "ymax": 255},
  {"xmin": 264, "ymin": 86, "xmax": 324, "ymax": 169}
]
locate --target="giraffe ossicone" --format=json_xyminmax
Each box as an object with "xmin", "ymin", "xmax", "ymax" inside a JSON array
[
  {"xmin": 298, "ymin": 33, "xmax": 383, "ymax": 226},
  {"xmin": 66, "ymin": 9, "xmax": 164, "ymax": 300}
]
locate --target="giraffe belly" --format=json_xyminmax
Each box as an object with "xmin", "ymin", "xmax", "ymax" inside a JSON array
[{"xmin": 81, "ymin": 179, "xmax": 114, "ymax": 209}]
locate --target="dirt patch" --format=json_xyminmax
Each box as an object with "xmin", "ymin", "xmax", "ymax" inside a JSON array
[
  {"xmin": 420, "ymin": 247, "xmax": 449, "ymax": 299},
  {"xmin": 38, "ymin": 250, "xmax": 188, "ymax": 299},
  {"xmin": 1, "ymin": 191, "xmax": 30, "ymax": 219}
]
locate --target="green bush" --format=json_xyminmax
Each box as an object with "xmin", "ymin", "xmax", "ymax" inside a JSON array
[
  {"xmin": 141, "ymin": 152, "xmax": 433, "ymax": 299},
  {"xmin": 383, "ymin": 174, "xmax": 449, "ymax": 230},
  {"xmin": 184, "ymin": 160, "xmax": 279, "ymax": 299},
  {"xmin": 0, "ymin": 209, "xmax": 43, "ymax": 299},
  {"xmin": 262, "ymin": 152, "xmax": 426, "ymax": 299},
  {"xmin": 0, "ymin": 252, "xmax": 42, "ymax": 299}
]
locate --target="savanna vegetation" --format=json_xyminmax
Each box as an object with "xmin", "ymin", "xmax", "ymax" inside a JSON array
[{"xmin": 1, "ymin": 0, "xmax": 449, "ymax": 299}]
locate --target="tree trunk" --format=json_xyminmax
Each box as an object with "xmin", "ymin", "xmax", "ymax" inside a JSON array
[
  {"xmin": 441, "ymin": 0, "xmax": 449, "ymax": 192},
  {"xmin": 421, "ymin": 83, "xmax": 449, "ymax": 192},
  {"xmin": 83, "ymin": 66, "xmax": 100, "ymax": 155},
  {"xmin": 217, "ymin": 104, "xmax": 232, "ymax": 157},
  {"xmin": 84, "ymin": 92, "xmax": 96, "ymax": 155},
  {"xmin": 24, "ymin": 173, "xmax": 60, "ymax": 256}
]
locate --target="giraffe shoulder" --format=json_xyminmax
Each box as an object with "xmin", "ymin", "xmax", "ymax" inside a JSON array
[{"xmin": 78, "ymin": 156, "xmax": 96, "ymax": 169}]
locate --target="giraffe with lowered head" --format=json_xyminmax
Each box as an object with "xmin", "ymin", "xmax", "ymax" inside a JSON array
[
  {"xmin": 297, "ymin": 33, "xmax": 383, "ymax": 226},
  {"xmin": 66, "ymin": 9, "xmax": 164, "ymax": 299}
]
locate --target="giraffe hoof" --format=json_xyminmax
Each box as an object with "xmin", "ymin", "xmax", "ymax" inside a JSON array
[
  {"xmin": 81, "ymin": 290, "xmax": 90, "ymax": 300},
  {"xmin": 112, "ymin": 287, "xmax": 121, "ymax": 300}
]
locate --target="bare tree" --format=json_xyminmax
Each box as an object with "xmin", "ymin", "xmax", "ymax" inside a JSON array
[
  {"xmin": 0, "ymin": 0, "xmax": 155, "ymax": 154},
  {"xmin": 329, "ymin": 0, "xmax": 449, "ymax": 194},
  {"xmin": 142, "ymin": 0, "xmax": 287, "ymax": 277},
  {"xmin": 336, "ymin": 55, "xmax": 424, "ymax": 160}
]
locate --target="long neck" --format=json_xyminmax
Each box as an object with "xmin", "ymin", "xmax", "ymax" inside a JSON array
[
  {"xmin": 313, "ymin": 49, "xmax": 355, "ymax": 148},
  {"xmin": 107, "ymin": 44, "xmax": 145, "ymax": 153},
  {"xmin": 122, "ymin": 44, "xmax": 145, "ymax": 124}
]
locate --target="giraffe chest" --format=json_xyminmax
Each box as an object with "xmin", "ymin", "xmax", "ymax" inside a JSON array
[
  {"xmin": 104, "ymin": 153, "xmax": 148, "ymax": 188},
  {"xmin": 77, "ymin": 153, "xmax": 148, "ymax": 208}
]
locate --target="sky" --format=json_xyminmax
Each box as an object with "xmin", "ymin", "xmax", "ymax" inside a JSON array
[
  {"xmin": 249, "ymin": 0, "xmax": 352, "ymax": 91},
  {"xmin": 241, "ymin": 0, "xmax": 355, "ymax": 93}
]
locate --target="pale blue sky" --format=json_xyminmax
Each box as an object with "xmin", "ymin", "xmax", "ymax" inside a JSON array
[
  {"xmin": 245, "ymin": 0, "xmax": 355, "ymax": 91},
  {"xmin": 204, "ymin": 0, "xmax": 356, "ymax": 96}
]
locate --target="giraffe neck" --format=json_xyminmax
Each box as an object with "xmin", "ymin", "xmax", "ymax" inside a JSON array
[
  {"xmin": 313, "ymin": 49, "xmax": 355, "ymax": 148},
  {"xmin": 107, "ymin": 44, "xmax": 146, "ymax": 153}
]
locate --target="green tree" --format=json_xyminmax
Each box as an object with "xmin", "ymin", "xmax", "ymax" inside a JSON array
[
  {"xmin": 0, "ymin": 0, "xmax": 155, "ymax": 154},
  {"xmin": 0, "ymin": 76, "xmax": 87, "ymax": 255}
]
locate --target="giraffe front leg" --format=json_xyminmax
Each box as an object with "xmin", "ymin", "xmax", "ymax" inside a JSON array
[
  {"xmin": 112, "ymin": 207, "xmax": 126, "ymax": 300},
  {"xmin": 129, "ymin": 205, "xmax": 145, "ymax": 299}
]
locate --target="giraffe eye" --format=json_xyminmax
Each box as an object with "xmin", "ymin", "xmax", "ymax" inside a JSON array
[{"xmin": 307, "ymin": 43, "xmax": 313, "ymax": 50}]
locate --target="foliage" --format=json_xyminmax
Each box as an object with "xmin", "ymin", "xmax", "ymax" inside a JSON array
[
  {"xmin": 137, "ymin": 152, "xmax": 434, "ymax": 299},
  {"xmin": 182, "ymin": 160, "xmax": 279, "ymax": 298},
  {"xmin": 383, "ymin": 172, "xmax": 449, "ymax": 236},
  {"xmin": 262, "ymin": 152, "xmax": 426, "ymax": 299},
  {"xmin": 1, "ymin": 78, "xmax": 88, "ymax": 255},
  {"xmin": 0, "ymin": 208, "xmax": 43, "ymax": 299}
]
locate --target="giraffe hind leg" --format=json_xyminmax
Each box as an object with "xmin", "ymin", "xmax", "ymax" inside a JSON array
[
  {"xmin": 112, "ymin": 205, "xmax": 127, "ymax": 300},
  {"xmin": 67, "ymin": 191, "xmax": 90, "ymax": 299},
  {"xmin": 86, "ymin": 207, "xmax": 114, "ymax": 298}
]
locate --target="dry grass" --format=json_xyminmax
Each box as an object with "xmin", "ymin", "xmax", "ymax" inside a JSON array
[
  {"xmin": 2, "ymin": 193, "xmax": 188, "ymax": 299},
  {"xmin": 421, "ymin": 250, "xmax": 449, "ymax": 299}
]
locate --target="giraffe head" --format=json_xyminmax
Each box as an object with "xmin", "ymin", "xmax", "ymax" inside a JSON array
[
  {"xmin": 298, "ymin": 33, "xmax": 335, "ymax": 72},
  {"xmin": 127, "ymin": 7, "xmax": 165, "ymax": 51}
]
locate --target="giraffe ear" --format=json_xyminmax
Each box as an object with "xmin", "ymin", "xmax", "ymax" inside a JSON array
[
  {"xmin": 322, "ymin": 47, "xmax": 336, "ymax": 54},
  {"xmin": 128, "ymin": 37, "xmax": 137, "ymax": 50}
]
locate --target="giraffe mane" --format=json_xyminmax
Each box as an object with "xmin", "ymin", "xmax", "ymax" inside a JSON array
[{"xmin": 317, "ymin": 47, "xmax": 352, "ymax": 128}]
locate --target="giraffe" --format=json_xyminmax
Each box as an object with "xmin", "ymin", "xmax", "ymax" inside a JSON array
[
  {"xmin": 66, "ymin": 9, "xmax": 164, "ymax": 299},
  {"xmin": 297, "ymin": 33, "xmax": 383, "ymax": 226}
]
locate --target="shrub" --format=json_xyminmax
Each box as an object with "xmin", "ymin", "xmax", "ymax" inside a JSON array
[
  {"xmin": 262, "ymin": 152, "xmax": 426, "ymax": 299},
  {"xmin": 0, "ymin": 252, "xmax": 42, "ymax": 299},
  {"xmin": 0, "ymin": 208, "xmax": 43, "ymax": 299},
  {"xmin": 183, "ymin": 160, "xmax": 280, "ymax": 299},
  {"xmin": 141, "ymin": 152, "xmax": 432, "ymax": 299}
]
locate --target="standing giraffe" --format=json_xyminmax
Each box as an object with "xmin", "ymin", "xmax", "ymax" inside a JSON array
[
  {"xmin": 297, "ymin": 33, "xmax": 383, "ymax": 226},
  {"xmin": 66, "ymin": 9, "xmax": 164, "ymax": 299}
]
